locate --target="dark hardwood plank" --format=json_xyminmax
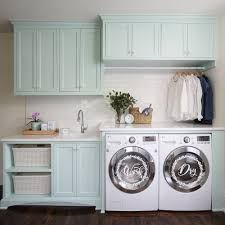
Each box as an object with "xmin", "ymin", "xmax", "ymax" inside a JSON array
[{"xmin": 0, "ymin": 207, "xmax": 224, "ymax": 225}]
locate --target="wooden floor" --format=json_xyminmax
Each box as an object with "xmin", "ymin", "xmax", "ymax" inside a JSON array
[
  {"xmin": 0, "ymin": 206, "xmax": 224, "ymax": 225},
  {"xmin": 0, "ymin": 186, "xmax": 224, "ymax": 225}
]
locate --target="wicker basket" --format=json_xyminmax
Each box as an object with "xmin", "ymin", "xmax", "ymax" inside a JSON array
[
  {"xmin": 129, "ymin": 107, "xmax": 152, "ymax": 124},
  {"xmin": 13, "ymin": 174, "xmax": 51, "ymax": 195},
  {"xmin": 12, "ymin": 145, "xmax": 51, "ymax": 167}
]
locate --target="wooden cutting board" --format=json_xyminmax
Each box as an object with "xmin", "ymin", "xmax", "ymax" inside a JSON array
[{"xmin": 22, "ymin": 129, "xmax": 58, "ymax": 135}]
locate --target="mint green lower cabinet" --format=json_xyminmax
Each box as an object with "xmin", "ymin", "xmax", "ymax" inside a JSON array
[
  {"xmin": 54, "ymin": 144, "xmax": 76, "ymax": 196},
  {"xmin": 53, "ymin": 142, "xmax": 100, "ymax": 207},
  {"xmin": 211, "ymin": 131, "xmax": 225, "ymax": 211},
  {"xmin": 77, "ymin": 143, "xmax": 100, "ymax": 197}
]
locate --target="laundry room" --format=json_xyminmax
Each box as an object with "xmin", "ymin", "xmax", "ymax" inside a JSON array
[{"xmin": 0, "ymin": 1, "xmax": 225, "ymax": 225}]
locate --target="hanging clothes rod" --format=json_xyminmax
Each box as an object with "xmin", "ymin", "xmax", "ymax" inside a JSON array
[{"xmin": 104, "ymin": 66, "xmax": 205, "ymax": 70}]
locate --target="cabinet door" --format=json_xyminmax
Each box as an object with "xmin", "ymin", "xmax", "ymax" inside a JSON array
[
  {"xmin": 161, "ymin": 23, "xmax": 185, "ymax": 58},
  {"xmin": 54, "ymin": 144, "xmax": 76, "ymax": 196},
  {"xmin": 76, "ymin": 143, "xmax": 100, "ymax": 197},
  {"xmin": 79, "ymin": 29, "xmax": 101, "ymax": 93},
  {"xmin": 37, "ymin": 29, "xmax": 58, "ymax": 92},
  {"xmin": 59, "ymin": 29, "xmax": 80, "ymax": 92},
  {"xmin": 104, "ymin": 23, "xmax": 130, "ymax": 58},
  {"xmin": 132, "ymin": 23, "xmax": 158, "ymax": 58},
  {"xmin": 187, "ymin": 23, "xmax": 214, "ymax": 58},
  {"xmin": 15, "ymin": 29, "xmax": 36, "ymax": 92}
]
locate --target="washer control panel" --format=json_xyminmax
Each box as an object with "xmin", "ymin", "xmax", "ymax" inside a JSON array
[{"xmin": 106, "ymin": 134, "xmax": 158, "ymax": 148}]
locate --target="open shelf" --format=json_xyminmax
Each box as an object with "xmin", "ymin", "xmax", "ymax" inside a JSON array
[{"xmin": 6, "ymin": 167, "xmax": 52, "ymax": 173}]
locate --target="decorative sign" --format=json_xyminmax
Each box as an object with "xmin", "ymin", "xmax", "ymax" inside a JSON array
[
  {"xmin": 170, "ymin": 153, "xmax": 205, "ymax": 189},
  {"xmin": 116, "ymin": 154, "xmax": 149, "ymax": 187}
]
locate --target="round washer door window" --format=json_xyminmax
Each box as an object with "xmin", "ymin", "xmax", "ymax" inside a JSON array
[
  {"xmin": 109, "ymin": 146, "xmax": 155, "ymax": 193},
  {"xmin": 164, "ymin": 146, "xmax": 209, "ymax": 193}
]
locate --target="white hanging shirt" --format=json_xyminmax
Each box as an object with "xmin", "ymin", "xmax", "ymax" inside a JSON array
[{"xmin": 167, "ymin": 74, "xmax": 203, "ymax": 121}]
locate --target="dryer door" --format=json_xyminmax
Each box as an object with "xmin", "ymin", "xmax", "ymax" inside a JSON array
[
  {"xmin": 109, "ymin": 146, "xmax": 155, "ymax": 193},
  {"xmin": 164, "ymin": 146, "xmax": 209, "ymax": 192}
]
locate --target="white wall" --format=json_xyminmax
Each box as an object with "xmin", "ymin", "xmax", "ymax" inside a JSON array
[
  {"xmin": 26, "ymin": 71, "xmax": 173, "ymax": 131},
  {"xmin": 0, "ymin": 34, "xmax": 25, "ymax": 184},
  {"xmin": 207, "ymin": 14, "xmax": 225, "ymax": 126}
]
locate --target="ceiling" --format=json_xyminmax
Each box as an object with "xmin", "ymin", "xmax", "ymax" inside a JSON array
[{"xmin": 0, "ymin": 0, "xmax": 225, "ymax": 32}]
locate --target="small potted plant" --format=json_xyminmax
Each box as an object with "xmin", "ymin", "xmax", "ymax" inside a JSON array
[
  {"xmin": 106, "ymin": 90, "xmax": 137, "ymax": 123},
  {"xmin": 30, "ymin": 112, "xmax": 41, "ymax": 131}
]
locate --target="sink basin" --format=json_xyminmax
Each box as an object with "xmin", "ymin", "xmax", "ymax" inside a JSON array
[{"xmin": 55, "ymin": 131, "xmax": 99, "ymax": 141}]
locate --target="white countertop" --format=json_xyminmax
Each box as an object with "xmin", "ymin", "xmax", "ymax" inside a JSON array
[
  {"xmin": 1, "ymin": 122, "xmax": 224, "ymax": 142},
  {"xmin": 99, "ymin": 121, "xmax": 225, "ymax": 132},
  {"xmin": 1, "ymin": 132, "xmax": 100, "ymax": 142}
]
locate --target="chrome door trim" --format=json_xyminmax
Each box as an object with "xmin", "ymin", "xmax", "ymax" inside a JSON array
[
  {"xmin": 109, "ymin": 146, "xmax": 155, "ymax": 194},
  {"xmin": 164, "ymin": 146, "xmax": 209, "ymax": 193}
]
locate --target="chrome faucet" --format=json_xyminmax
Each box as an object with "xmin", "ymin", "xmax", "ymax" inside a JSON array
[{"xmin": 77, "ymin": 110, "xmax": 88, "ymax": 133}]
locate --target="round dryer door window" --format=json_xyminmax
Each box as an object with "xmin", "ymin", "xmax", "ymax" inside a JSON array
[
  {"xmin": 109, "ymin": 146, "xmax": 155, "ymax": 193},
  {"xmin": 164, "ymin": 146, "xmax": 209, "ymax": 192}
]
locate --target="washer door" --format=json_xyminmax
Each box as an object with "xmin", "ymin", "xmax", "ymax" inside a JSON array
[
  {"xmin": 164, "ymin": 146, "xmax": 209, "ymax": 193},
  {"xmin": 109, "ymin": 146, "xmax": 155, "ymax": 193}
]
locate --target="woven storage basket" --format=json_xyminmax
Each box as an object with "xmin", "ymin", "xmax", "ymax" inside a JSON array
[
  {"xmin": 13, "ymin": 174, "xmax": 50, "ymax": 195},
  {"xmin": 12, "ymin": 145, "xmax": 51, "ymax": 167},
  {"xmin": 129, "ymin": 107, "xmax": 152, "ymax": 124}
]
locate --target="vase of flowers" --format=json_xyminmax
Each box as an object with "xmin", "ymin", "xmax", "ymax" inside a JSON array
[
  {"xmin": 106, "ymin": 90, "xmax": 137, "ymax": 124},
  {"xmin": 30, "ymin": 112, "xmax": 41, "ymax": 130}
]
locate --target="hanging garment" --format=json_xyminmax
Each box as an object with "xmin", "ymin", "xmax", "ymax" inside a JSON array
[
  {"xmin": 167, "ymin": 76, "xmax": 187, "ymax": 121},
  {"xmin": 167, "ymin": 73, "xmax": 203, "ymax": 121},
  {"xmin": 194, "ymin": 76, "xmax": 203, "ymax": 121},
  {"xmin": 196, "ymin": 75, "xmax": 213, "ymax": 124}
]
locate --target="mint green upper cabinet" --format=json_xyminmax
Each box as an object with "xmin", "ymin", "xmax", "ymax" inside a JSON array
[
  {"xmin": 161, "ymin": 23, "xmax": 215, "ymax": 59},
  {"xmin": 161, "ymin": 23, "xmax": 185, "ymax": 58},
  {"xmin": 37, "ymin": 29, "xmax": 59, "ymax": 92},
  {"xmin": 59, "ymin": 29, "xmax": 80, "ymax": 92},
  {"xmin": 13, "ymin": 22, "xmax": 102, "ymax": 95},
  {"xmin": 15, "ymin": 29, "xmax": 36, "ymax": 92},
  {"xmin": 76, "ymin": 143, "xmax": 100, "ymax": 197},
  {"xmin": 187, "ymin": 23, "xmax": 214, "ymax": 58},
  {"xmin": 132, "ymin": 23, "xmax": 158, "ymax": 58},
  {"xmin": 79, "ymin": 29, "xmax": 101, "ymax": 93},
  {"xmin": 103, "ymin": 22, "xmax": 158, "ymax": 59},
  {"xmin": 101, "ymin": 15, "xmax": 216, "ymax": 63},
  {"xmin": 104, "ymin": 23, "xmax": 130, "ymax": 58}
]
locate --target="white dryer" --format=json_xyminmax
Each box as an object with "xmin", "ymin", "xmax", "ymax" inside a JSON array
[
  {"xmin": 106, "ymin": 134, "xmax": 158, "ymax": 211},
  {"xmin": 159, "ymin": 134, "xmax": 212, "ymax": 211}
]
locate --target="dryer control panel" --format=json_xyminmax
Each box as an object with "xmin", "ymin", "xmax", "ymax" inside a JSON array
[{"xmin": 160, "ymin": 134, "xmax": 211, "ymax": 145}]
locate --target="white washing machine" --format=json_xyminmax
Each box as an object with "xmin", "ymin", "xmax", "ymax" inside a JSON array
[
  {"xmin": 159, "ymin": 134, "xmax": 212, "ymax": 211},
  {"xmin": 105, "ymin": 134, "xmax": 158, "ymax": 211}
]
